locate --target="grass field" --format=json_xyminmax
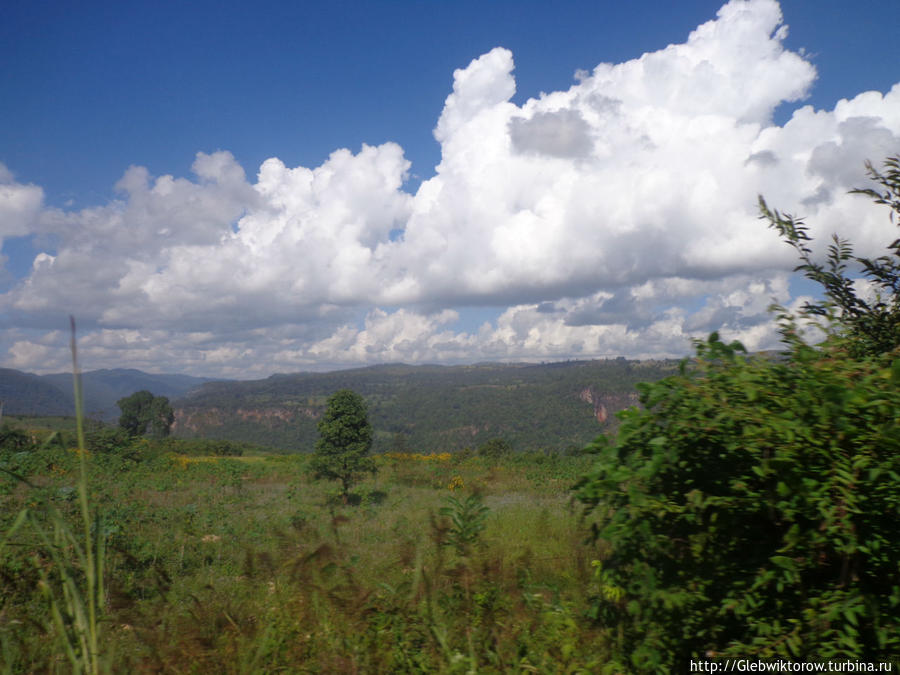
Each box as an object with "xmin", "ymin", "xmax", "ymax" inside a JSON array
[{"xmin": 0, "ymin": 437, "xmax": 611, "ymax": 673}]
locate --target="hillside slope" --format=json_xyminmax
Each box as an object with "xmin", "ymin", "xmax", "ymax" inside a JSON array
[
  {"xmin": 40, "ymin": 368, "xmax": 219, "ymax": 420},
  {"xmin": 0, "ymin": 368, "xmax": 218, "ymax": 421},
  {"xmin": 0, "ymin": 368, "xmax": 73, "ymax": 416},
  {"xmin": 175, "ymin": 359, "xmax": 676, "ymax": 453}
]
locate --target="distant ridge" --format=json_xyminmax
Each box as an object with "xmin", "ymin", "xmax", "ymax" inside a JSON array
[
  {"xmin": 174, "ymin": 359, "xmax": 678, "ymax": 454},
  {"xmin": 0, "ymin": 368, "xmax": 73, "ymax": 417},
  {"xmin": 2, "ymin": 360, "xmax": 681, "ymax": 452},
  {"xmin": 0, "ymin": 368, "xmax": 221, "ymax": 421}
]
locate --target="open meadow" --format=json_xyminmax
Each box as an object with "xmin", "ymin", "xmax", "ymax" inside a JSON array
[{"xmin": 0, "ymin": 428, "xmax": 609, "ymax": 673}]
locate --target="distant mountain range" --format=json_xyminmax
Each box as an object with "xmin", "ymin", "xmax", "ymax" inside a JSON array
[
  {"xmin": 2, "ymin": 359, "xmax": 679, "ymax": 453},
  {"xmin": 0, "ymin": 368, "xmax": 218, "ymax": 421},
  {"xmin": 174, "ymin": 360, "xmax": 678, "ymax": 453}
]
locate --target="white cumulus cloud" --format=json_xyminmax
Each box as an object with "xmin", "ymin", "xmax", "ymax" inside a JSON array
[{"xmin": 2, "ymin": 0, "xmax": 899, "ymax": 376}]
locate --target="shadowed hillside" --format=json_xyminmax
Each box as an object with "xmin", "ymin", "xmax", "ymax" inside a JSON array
[
  {"xmin": 0, "ymin": 368, "xmax": 73, "ymax": 416},
  {"xmin": 0, "ymin": 368, "xmax": 218, "ymax": 421}
]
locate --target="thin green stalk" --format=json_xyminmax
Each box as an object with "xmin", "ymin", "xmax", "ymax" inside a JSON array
[
  {"xmin": 0, "ymin": 318, "xmax": 106, "ymax": 673},
  {"xmin": 70, "ymin": 316, "xmax": 102, "ymax": 673}
]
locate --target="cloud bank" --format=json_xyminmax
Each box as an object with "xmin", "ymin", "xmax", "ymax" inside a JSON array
[{"xmin": 2, "ymin": 0, "xmax": 899, "ymax": 377}]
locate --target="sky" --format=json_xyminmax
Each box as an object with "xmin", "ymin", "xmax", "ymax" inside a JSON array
[{"xmin": 1, "ymin": 0, "xmax": 899, "ymax": 378}]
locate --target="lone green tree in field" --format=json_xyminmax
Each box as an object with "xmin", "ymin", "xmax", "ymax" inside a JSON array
[
  {"xmin": 117, "ymin": 390, "xmax": 174, "ymax": 438},
  {"xmin": 311, "ymin": 389, "xmax": 376, "ymax": 500}
]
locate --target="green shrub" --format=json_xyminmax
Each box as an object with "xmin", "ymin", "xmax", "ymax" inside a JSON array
[
  {"xmin": 0, "ymin": 424, "xmax": 36, "ymax": 453},
  {"xmin": 576, "ymin": 156, "xmax": 900, "ymax": 671},
  {"xmin": 577, "ymin": 336, "xmax": 900, "ymax": 670},
  {"xmin": 85, "ymin": 426, "xmax": 134, "ymax": 455},
  {"xmin": 438, "ymin": 492, "xmax": 490, "ymax": 556},
  {"xmin": 477, "ymin": 437, "xmax": 513, "ymax": 460}
]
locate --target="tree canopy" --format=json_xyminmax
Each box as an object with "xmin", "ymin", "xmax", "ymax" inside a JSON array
[
  {"xmin": 117, "ymin": 390, "xmax": 174, "ymax": 438},
  {"xmin": 310, "ymin": 389, "xmax": 376, "ymax": 499}
]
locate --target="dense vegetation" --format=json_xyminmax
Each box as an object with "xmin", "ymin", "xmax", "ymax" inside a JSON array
[
  {"xmin": 575, "ymin": 155, "xmax": 900, "ymax": 670},
  {"xmin": 0, "ymin": 368, "xmax": 214, "ymax": 420},
  {"xmin": 0, "ymin": 423, "xmax": 604, "ymax": 672},
  {"xmin": 176, "ymin": 359, "xmax": 675, "ymax": 453},
  {"xmin": 576, "ymin": 335, "xmax": 900, "ymax": 669},
  {"xmin": 116, "ymin": 390, "xmax": 175, "ymax": 439}
]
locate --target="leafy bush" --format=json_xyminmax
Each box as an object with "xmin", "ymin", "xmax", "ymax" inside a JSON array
[
  {"xmin": 85, "ymin": 426, "xmax": 134, "ymax": 455},
  {"xmin": 0, "ymin": 425, "xmax": 67, "ymax": 491},
  {"xmin": 477, "ymin": 437, "xmax": 513, "ymax": 460},
  {"xmin": 576, "ymin": 158, "xmax": 900, "ymax": 670},
  {"xmin": 134, "ymin": 437, "xmax": 254, "ymax": 458},
  {"xmin": 438, "ymin": 492, "xmax": 490, "ymax": 556},
  {"xmin": 760, "ymin": 155, "xmax": 900, "ymax": 357},
  {"xmin": 577, "ymin": 335, "xmax": 900, "ymax": 669},
  {"xmin": 0, "ymin": 424, "xmax": 36, "ymax": 453}
]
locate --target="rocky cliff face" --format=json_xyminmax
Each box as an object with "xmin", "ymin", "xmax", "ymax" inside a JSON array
[{"xmin": 578, "ymin": 387, "xmax": 639, "ymax": 423}]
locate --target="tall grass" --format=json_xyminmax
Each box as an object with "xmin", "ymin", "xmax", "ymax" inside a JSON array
[
  {"xmin": 1, "ymin": 370, "xmax": 604, "ymax": 671},
  {"xmin": 0, "ymin": 317, "xmax": 106, "ymax": 674}
]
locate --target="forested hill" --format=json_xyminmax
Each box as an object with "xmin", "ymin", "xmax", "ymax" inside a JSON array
[
  {"xmin": 0, "ymin": 368, "xmax": 73, "ymax": 417},
  {"xmin": 174, "ymin": 359, "xmax": 678, "ymax": 453},
  {"xmin": 0, "ymin": 368, "xmax": 218, "ymax": 420}
]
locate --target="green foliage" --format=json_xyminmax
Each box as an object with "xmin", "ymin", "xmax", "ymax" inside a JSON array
[
  {"xmin": 477, "ymin": 437, "xmax": 513, "ymax": 460},
  {"xmin": 84, "ymin": 425, "xmax": 134, "ymax": 456},
  {"xmin": 156, "ymin": 437, "xmax": 248, "ymax": 456},
  {"xmin": 0, "ymin": 424, "xmax": 35, "ymax": 453},
  {"xmin": 575, "ymin": 155, "xmax": 900, "ymax": 670},
  {"xmin": 116, "ymin": 390, "xmax": 174, "ymax": 438},
  {"xmin": 577, "ymin": 334, "xmax": 900, "ymax": 669},
  {"xmin": 760, "ymin": 154, "xmax": 900, "ymax": 357},
  {"xmin": 438, "ymin": 492, "xmax": 490, "ymax": 556},
  {"xmin": 176, "ymin": 359, "xmax": 673, "ymax": 453},
  {"xmin": 310, "ymin": 389, "xmax": 376, "ymax": 498}
]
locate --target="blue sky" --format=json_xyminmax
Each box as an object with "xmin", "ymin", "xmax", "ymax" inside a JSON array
[
  {"xmin": 3, "ymin": 1, "xmax": 898, "ymax": 207},
  {"xmin": 1, "ymin": 0, "xmax": 899, "ymax": 377}
]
